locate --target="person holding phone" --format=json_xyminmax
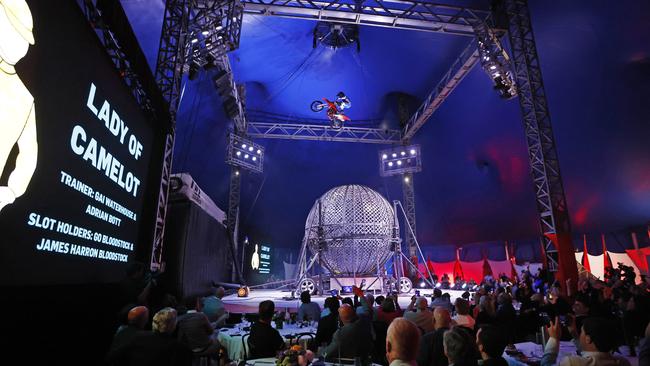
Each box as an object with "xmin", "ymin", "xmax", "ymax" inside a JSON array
[{"xmin": 405, "ymin": 296, "xmax": 434, "ymax": 333}]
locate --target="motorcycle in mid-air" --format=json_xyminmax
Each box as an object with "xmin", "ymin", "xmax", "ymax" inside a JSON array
[{"xmin": 310, "ymin": 98, "xmax": 350, "ymax": 130}]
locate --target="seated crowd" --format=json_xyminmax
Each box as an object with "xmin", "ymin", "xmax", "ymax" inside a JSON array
[{"xmin": 106, "ymin": 262, "xmax": 650, "ymax": 366}]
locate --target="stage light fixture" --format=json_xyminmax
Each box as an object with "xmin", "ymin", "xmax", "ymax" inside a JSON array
[
  {"xmin": 404, "ymin": 177, "xmax": 410, "ymax": 183},
  {"xmin": 237, "ymin": 286, "xmax": 249, "ymax": 297},
  {"xmin": 226, "ymin": 134, "xmax": 264, "ymax": 173},
  {"xmin": 435, "ymin": 282, "xmax": 442, "ymax": 288},
  {"xmin": 419, "ymin": 281, "xmax": 426, "ymax": 288},
  {"xmin": 474, "ymin": 22, "xmax": 517, "ymax": 100},
  {"xmin": 379, "ymin": 144, "xmax": 422, "ymax": 177}
]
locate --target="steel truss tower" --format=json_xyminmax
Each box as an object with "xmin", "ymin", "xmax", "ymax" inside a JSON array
[
  {"xmin": 151, "ymin": 0, "xmax": 190, "ymax": 271},
  {"xmin": 503, "ymin": 0, "xmax": 576, "ymax": 281}
]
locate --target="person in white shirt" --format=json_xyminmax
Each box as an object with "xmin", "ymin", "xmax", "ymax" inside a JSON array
[
  {"xmin": 452, "ymin": 298, "xmax": 475, "ymax": 330},
  {"xmin": 541, "ymin": 316, "xmax": 631, "ymax": 366}
]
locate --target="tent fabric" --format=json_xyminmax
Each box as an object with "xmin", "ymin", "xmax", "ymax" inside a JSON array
[
  {"xmin": 488, "ymin": 260, "xmax": 513, "ymax": 278},
  {"xmin": 431, "ymin": 261, "xmax": 456, "ymax": 279},
  {"xmin": 461, "ymin": 261, "xmax": 484, "ymax": 282},
  {"xmin": 582, "ymin": 236, "xmax": 592, "ymax": 272},
  {"xmin": 283, "ymin": 261, "xmax": 296, "ymax": 280},
  {"xmin": 482, "ymin": 257, "xmax": 493, "ymax": 278},
  {"xmin": 608, "ymin": 252, "xmax": 642, "ymax": 283},
  {"xmin": 586, "ymin": 254, "xmax": 605, "ymax": 280},
  {"xmin": 626, "ymin": 248, "xmax": 650, "ymax": 274},
  {"xmin": 514, "ymin": 263, "xmax": 543, "ymax": 277}
]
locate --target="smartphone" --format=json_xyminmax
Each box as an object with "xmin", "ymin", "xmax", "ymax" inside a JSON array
[{"xmin": 415, "ymin": 290, "xmax": 420, "ymax": 297}]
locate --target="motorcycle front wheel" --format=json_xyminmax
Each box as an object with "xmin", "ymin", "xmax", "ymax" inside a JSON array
[{"xmin": 310, "ymin": 100, "xmax": 325, "ymax": 112}]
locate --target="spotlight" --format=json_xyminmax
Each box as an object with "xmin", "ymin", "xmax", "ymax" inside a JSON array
[
  {"xmin": 202, "ymin": 30, "xmax": 209, "ymax": 36},
  {"xmin": 216, "ymin": 25, "xmax": 223, "ymax": 31},
  {"xmin": 235, "ymin": 170, "xmax": 240, "ymax": 176},
  {"xmin": 396, "ymin": 160, "xmax": 402, "ymax": 166},
  {"xmin": 382, "ymin": 154, "xmax": 388, "ymax": 160},
  {"xmin": 404, "ymin": 177, "xmax": 410, "ymax": 183},
  {"xmin": 388, "ymin": 162, "xmax": 393, "ymax": 167},
  {"xmin": 252, "ymin": 156, "xmax": 257, "ymax": 161},
  {"xmin": 410, "ymin": 149, "xmax": 416, "ymax": 155},
  {"xmin": 462, "ymin": 283, "xmax": 467, "ymax": 289},
  {"xmin": 257, "ymin": 149, "xmax": 262, "ymax": 154},
  {"xmin": 248, "ymin": 146, "xmax": 254, "ymax": 152},
  {"xmin": 191, "ymin": 38, "xmax": 198, "ymax": 44},
  {"xmin": 392, "ymin": 153, "xmax": 397, "ymax": 158},
  {"xmin": 242, "ymin": 144, "xmax": 247, "ymax": 148},
  {"xmin": 400, "ymin": 151, "xmax": 406, "ymax": 156},
  {"xmin": 435, "ymin": 282, "xmax": 441, "ymax": 288},
  {"xmin": 244, "ymin": 154, "xmax": 249, "ymax": 159},
  {"xmin": 236, "ymin": 151, "xmax": 241, "ymax": 156},
  {"xmin": 419, "ymin": 281, "xmax": 426, "ymax": 288}
]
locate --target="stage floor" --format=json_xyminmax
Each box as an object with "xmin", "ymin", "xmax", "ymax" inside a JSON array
[{"xmin": 222, "ymin": 288, "xmax": 467, "ymax": 313}]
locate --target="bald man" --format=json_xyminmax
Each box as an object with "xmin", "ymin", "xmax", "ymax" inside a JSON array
[
  {"xmin": 417, "ymin": 307, "xmax": 452, "ymax": 366},
  {"xmin": 319, "ymin": 304, "xmax": 373, "ymax": 361},
  {"xmin": 387, "ymin": 317, "xmax": 421, "ymax": 366},
  {"xmin": 405, "ymin": 297, "xmax": 434, "ymax": 333},
  {"xmin": 106, "ymin": 306, "xmax": 149, "ymax": 360}
]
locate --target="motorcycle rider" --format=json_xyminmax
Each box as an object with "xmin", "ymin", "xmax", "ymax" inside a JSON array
[{"xmin": 335, "ymin": 91, "xmax": 351, "ymax": 112}]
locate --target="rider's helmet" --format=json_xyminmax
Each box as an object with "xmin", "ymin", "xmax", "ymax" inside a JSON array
[{"xmin": 337, "ymin": 91, "xmax": 346, "ymax": 98}]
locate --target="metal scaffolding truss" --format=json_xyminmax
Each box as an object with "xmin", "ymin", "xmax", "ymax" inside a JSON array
[
  {"xmin": 401, "ymin": 39, "xmax": 478, "ymax": 141},
  {"xmin": 504, "ymin": 0, "xmax": 570, "ymax": 271},
  {"xmin": 81, "ymin": 0, "xmax": 155, "ymax": 115},
  {"xmin": 241, "ymin": 0, "xmax": 491, "ymax": 36},
  {"xmin": 247, "ymin": 122, "xmax": 402, "ymax": 144}
]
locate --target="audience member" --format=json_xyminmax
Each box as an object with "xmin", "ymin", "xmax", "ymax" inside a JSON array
[
  {"xmin": 107, "ymin": 307, "xmax": 192, "ymax": 366},
  {"xmin": 475, "ymin": 296, "xmax": 496, "ymax": 327},
  {"xmin": 405, "ymin": 297, "xmax": 434, "ymax": 333},
  {"xmin": 377, "ymin": 295, "xmax": 404, "ymax": 325},
  {"xmin": 431, "ymin": 289, "xmax": 453, "ymax": 313},
  {"xmin": 418, "ymin": 307, "xmax": 452, "ymax": 366},
  {"xmin": 541, "ymin": 317, "xmax": 631, "ymax": 366},
  {"xmin": 495, "ymin": 294, "xmax": 516, "ymax": 345},
  {"xmin": 386, "ymin": 318, "xmax": 421, "ymax": 366},
  {"xmin": 443, "ymin": 326, "xmax": 478, "ymax": 366},
  {"xmin": 107, "ymin": 306, "xmax": 150, "ymax": 357},
  {"xmin": 319, "ymin": 304, "xmax": 373, "ymax": 361},
  {"xmin": 202, "ymin": 286, "xmax": 227, "ymax": 324},
  {"xmin": 453, "ymin": 299, "xmax": 475, "ymax": 330},
  {"xmin": 298, "ymin": 291, "xmax": 321, "ymax": 322},
  {"xmin": 316, "ymin": 296, "xmax": 341, "ymax": 347},
  {"xmin": 249, "ymin": 300, "xmax": 285, "ymax": 358},
  {"xmin": 176, "ymin": 297, "xmax": 219, "ymax": 354},
  {"xmin": 476, "ymin": 325, "xmax": 508, "ymax": 366}
]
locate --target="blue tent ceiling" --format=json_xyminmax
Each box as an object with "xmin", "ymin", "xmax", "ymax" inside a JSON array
[{"xmin": 121, "ymin": 1, "xmax": 650, "ymax": 250}]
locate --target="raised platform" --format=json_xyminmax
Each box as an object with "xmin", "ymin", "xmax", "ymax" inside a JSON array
[{"xmin": 221, "ymin": 288, "xmax": 467, "ymax": 313}]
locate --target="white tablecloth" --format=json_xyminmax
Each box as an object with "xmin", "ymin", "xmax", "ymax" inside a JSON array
[
  {"xmin": 510, "ymin": 342, "xmax": 638, "ymax": 366},
  {"xmin": 217, "ymin": 323, "xmax": 318, "ymax": 360}
]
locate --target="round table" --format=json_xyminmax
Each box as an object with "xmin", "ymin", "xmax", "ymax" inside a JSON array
[{"xmin": 217, "ymin": 323, "xmax": 318, "ymax": 361}]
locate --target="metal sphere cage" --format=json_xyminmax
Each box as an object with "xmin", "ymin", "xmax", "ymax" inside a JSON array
[{"xmin": 303, "ymin": 185, "xmax": 397, "ymax": 276}]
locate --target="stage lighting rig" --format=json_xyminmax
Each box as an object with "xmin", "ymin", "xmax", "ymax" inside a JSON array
[
  {"xmin": 379, "ymin": 145, "xmax": 422, "ymax": 177},
  {"xmin": 313, "ymin": 22, "xmax": 360, "ymax": 52},
  {"xmin": 473, "ymin": 22, "xmax": 517, "ymax": 100},
  {"xmin": 226, "ymin": 134, "xmax": 264, "ymax": 173},
  {"xmin": 185, "ymin": 0, "xmax": 243, "ymax": 71}
]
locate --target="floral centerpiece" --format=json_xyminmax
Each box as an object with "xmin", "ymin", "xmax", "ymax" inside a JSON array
[{"xmin": 276, "ymin": 345, "xmax": 315, "ymax": 366}]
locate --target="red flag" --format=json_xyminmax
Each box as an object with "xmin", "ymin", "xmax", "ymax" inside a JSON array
[
  {"xmin": 582, "ymin": 234, "xmax": 591, "ymax": 272},
  {"xmin": 426, "ymin": 257, "xmax": 436, "ymax": 278},
  {"xmin": 602, "ymin": 234, "xmax": 613, "ymax": 273},
  {"xmin": 453, "ymin": 248, "xmax": 464, "ymax": 280},
  {"xmin": 482, "ymin": 254, "xmax": 493, "ymax": 279},
  {"xmin": 506, "ymin": 241, "xmax": 517, "ymax": 280}
]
